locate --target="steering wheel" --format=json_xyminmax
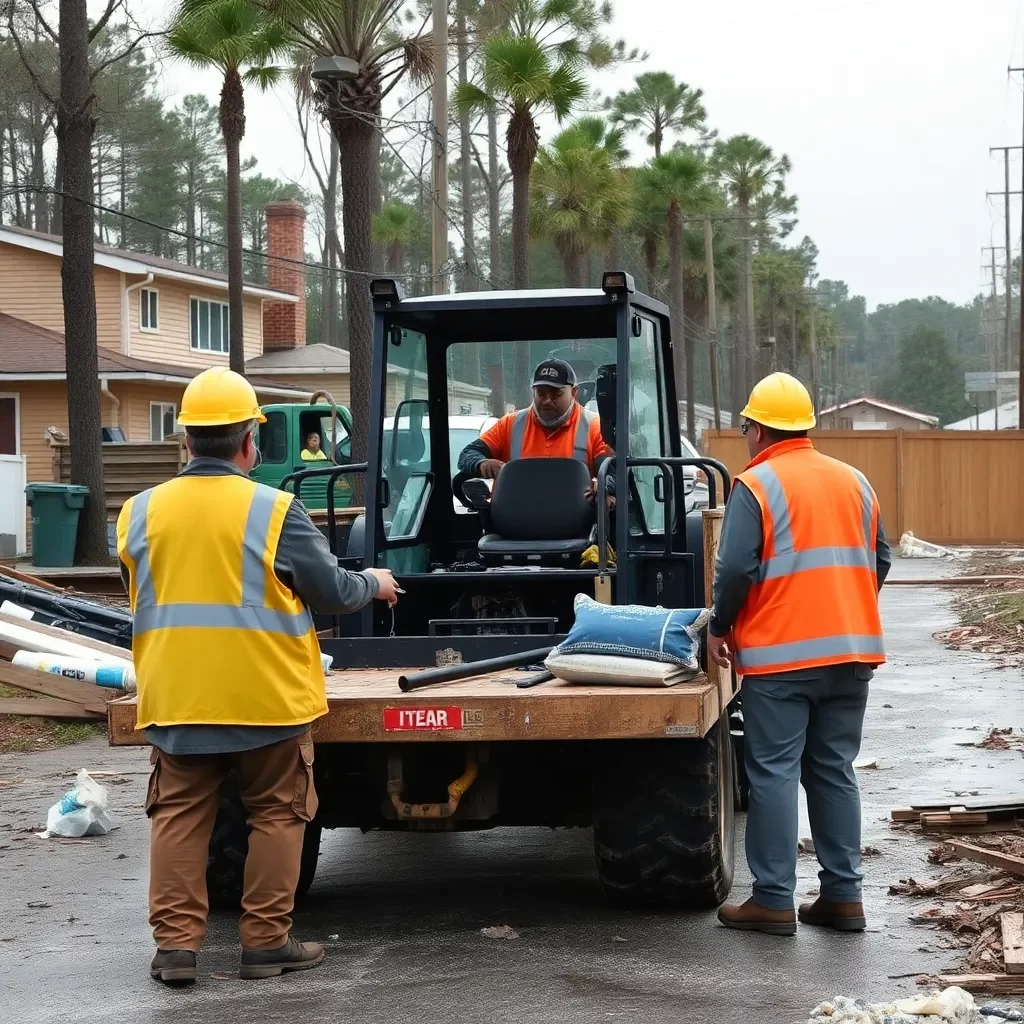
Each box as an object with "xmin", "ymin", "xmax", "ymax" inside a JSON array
[{"xmin": 452, "ymin": 470, "xmax": 492, "ymax": 511}]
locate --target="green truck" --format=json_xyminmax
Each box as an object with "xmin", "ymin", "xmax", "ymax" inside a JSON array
[{"xmin": 251, "ymin": 397, "xmax": 355, "ymax": 511}]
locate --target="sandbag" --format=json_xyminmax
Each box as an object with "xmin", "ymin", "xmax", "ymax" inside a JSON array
[
  {"xmin": 554, "ymin": 594, "xmax": 708, "ymax": 670},
  {"xmin": 545, "ymin": 651, "xmax": 700, "ymax": 687}
]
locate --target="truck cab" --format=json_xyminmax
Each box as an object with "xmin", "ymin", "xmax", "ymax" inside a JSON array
[{"xmin": 251, "ymin": 400, "xmax": 355, "ymax": 511}]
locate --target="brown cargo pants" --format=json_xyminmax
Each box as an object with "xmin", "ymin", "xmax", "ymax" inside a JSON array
[{"xmin": 145, "ymin": 731, "xmax": 318, "ymax": 953}]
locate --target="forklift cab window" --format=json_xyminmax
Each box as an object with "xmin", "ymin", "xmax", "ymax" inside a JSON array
[
  {"xmin": 381, "ymin": 330, "xmax": 432, "ymax": 544},
  {"xmin": 629, "ymin": 316, "xmax": 667, "ymax": 535}
]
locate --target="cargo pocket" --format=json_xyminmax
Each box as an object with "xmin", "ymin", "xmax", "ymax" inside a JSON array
[
  {"xmin": 144, "ymin": 747, "xmax": 160, "ymax": 817},
  {"xmin": 292, "ymin": 734, "xmax": 319, "ymax": 822}
]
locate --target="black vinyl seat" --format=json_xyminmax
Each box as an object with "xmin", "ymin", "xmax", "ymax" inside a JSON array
[{"xmin": 478, "ymin": 458, "xmax": 595, "ymax": 562}]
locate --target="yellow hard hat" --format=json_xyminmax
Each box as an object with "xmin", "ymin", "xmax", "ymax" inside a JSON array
[
  {"xmin": 178, "ymin": 367, "xmax": 266, "ymax": 427},
  {"xmin": 741, "ymin": 372, "xmax": 816, "ymax": 432}
]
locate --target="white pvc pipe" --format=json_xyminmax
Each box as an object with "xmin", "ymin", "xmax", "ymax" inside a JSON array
[
  {"xmin": 13, "ymin": 650, "xmax": 135, "ymax": 691},
  {"xmin": 0, "ymin": 601, "xmax": 34, "ymax": 621},
  {"xmin": 0, "ymin": 619, "xmax": 116, "ymax": 663}
]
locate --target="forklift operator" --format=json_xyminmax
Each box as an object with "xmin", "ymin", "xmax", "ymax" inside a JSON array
[{"xmin": 457, "ymin": 358, "xmax": 614, "ymax": 500}]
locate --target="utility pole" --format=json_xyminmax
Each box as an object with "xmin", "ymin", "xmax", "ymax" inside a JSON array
[
  {"xmin": 981, "ymin": 245, "xmax": 1003, "ymax": 430},
  {"xmin": 703, "ymin": 215, "xmax": 721, "ymax": 430},
  {"xmin": 987, "ymin": 145, "xmax": 1020, "ymax": 374},
  {"xmin": 1010, "ymin": 64, "xmax": 1024, "ymax": 423},
  {"xmin": 431, "ymin": 0, "xmax": 449, "ymax": 295},
  {"xmin": 809, "ymin": 296, "xmax": 819, "ymax": 420}
]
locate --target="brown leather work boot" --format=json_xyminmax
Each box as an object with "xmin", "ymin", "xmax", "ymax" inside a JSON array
[
  {"xmin": 717, "ymin": 898, "xmax": 797, "ymax": 936},
  {"xmin": 798, "ymin": 897, "xmax": 867, "ymax": 932},
  {"xmin": 239, "ymin": 935, "xmax": 325, "ymax": 979}
]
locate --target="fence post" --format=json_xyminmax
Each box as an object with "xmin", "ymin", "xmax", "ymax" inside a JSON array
[{"xmin": 895, "ymin": 429, "xmax": 905, "ymax": 538}]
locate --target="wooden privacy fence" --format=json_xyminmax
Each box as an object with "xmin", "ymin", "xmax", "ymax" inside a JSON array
[
  {"xmin": 703, "ymin": 429, "xmax": 1024, "ymax": 545},
  {"xmin": 51, "ymin": 440, "xmax": 187, "ymax": 520}
]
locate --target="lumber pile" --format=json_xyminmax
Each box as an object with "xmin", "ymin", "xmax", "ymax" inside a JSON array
[
  {"xmin": 0, "ymin": 566, "xmax": 132, "ymax": 722},
  {"xmin": 891, "ymin": 795, "xmax": 1024, "ymax": 834}
]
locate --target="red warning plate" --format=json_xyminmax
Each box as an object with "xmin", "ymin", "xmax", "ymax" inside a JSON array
[{"xmin": 383, "ymin": 707, "xmax": 463, "ymax": 731}]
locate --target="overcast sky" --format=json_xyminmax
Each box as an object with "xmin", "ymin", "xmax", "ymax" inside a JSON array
[{"xmin": 148, "ymin": 0, "xmax": 1024, "ymax": 310}]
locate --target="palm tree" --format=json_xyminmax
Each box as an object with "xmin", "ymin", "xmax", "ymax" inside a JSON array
[
  {"xmin": 607, "ymin": 72, "xmax": 710, "ymax": 158},
  {"xmin": 260, "ymin": 0, "xmax": 430, "ymax": 469},
  {"xmin": 372, "ymin": 201, "xmax": 415, "ymax": 275},
  {"xmin": 711, "ymin": 134, "xmax": 791, "ymax": 413},
  {"xmin": 456, "ymin": 0, "xmax": 628, "ymax": 291},
  {"xmin": 169, "ymin": 0, "xmax": 288, "ymax": 376},
  {"xmin": 530, "ymin": 121, "xmax": 631, "ymax": 287},
  {"xmin": 641, "ymin": 150, "xmax": 717, "ymax": 441}
]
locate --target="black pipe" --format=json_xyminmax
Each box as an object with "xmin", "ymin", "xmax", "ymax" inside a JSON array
[{"xmin": 398, "ymin": 646, "xmax": 554, "ymax": 692}]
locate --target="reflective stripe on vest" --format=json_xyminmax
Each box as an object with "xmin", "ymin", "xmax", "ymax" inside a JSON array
[
  {"xmin": 739, "ymin": 634, "xmax": 886, "ymax": 670},
  {"xmin": 508, "ymin": 407, "xmax": 592, "ymax": 462},
  {"xmin": 747, "ymin": 460, "xmax": 877, "ymax": 582},
  {"xmin": 126, "ymin": 485, "xmax": 313, "ymax": 639}
]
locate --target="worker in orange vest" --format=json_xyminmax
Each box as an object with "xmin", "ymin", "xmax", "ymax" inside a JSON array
[
  {"xmin": 710, "ymin": 372, "xmax": 891, "ymax": 936},
  {"xmin": 457, "ymin": 358, "xmax": 613, "ymax": 503}
]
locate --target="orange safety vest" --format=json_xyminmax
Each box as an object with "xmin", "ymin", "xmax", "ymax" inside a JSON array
[
  {"xmin": 478, "ymin": 403, "xmax": 612, "ymax": 473},
  {"xmin": 730, "ymin": 438, "xmax": 885, "ymax": 676}
]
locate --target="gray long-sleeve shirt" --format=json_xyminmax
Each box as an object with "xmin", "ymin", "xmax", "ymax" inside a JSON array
[
  {"xmin": 121, "ymin": 458, "xmax": 379, "ymax": 755},
  {"xmin": 709, "ymin": 478, "xmax": 892, "ymax": 639}
]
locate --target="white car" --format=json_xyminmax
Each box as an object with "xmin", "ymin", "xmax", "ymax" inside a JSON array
[
  {"xmin": 680, "ymin": 435, "xmax": 711, "ymax": 510},
  {"xmin": 383, "ymin": 413, "xmax": 497, "ymax": 512}
]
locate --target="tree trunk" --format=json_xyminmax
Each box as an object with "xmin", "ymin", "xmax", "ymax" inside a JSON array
[
  {"xmin": 789, "ymin": 297, "xmax": 797, "ymax": 374},
  {"xmin": 667, "ymin": 202, "xmax": 693, "ymax": 441},
  {"xmin": 510, "ymin": 165, "xmax": 530, "ymax": 289},
  {"xmin": 457, "ymin": 7, "xmax": 478, "ymax": 292},
  {"xmin": 740, "ymin": 198, "xmax": 754, "ymax": 403},
  {"xmin": 51, "ymin": 141, "xmax": 64, "ymax": 234},
  {"xmin": 186, "ymin": 168, "xmax": 197, "ymax": 266},
  {"xmin": 642, "ymin": 231, "xmax": 658, "ymax": 296},
  {"xmin": 119, "ymin": 127, "xmax": 127, "ymax": 247},
  {"xmin": 323, "ymin": 133, "xmax": 340, "ymax": 347},
  {"xmin": 370, "ymin": 127, "xmax": 383, "ymax": 273},
  {"xmin": 58, "ymin": 0, "xmax": 108, "ymax": 565},
  {"xmin": 487, "ymin": 104, "xmax": 501, "ymax": 287},
  {"xmin": 220, "ymin": 69, "xmax": 246, "ymax": 376},
  {"xmin": 559, "ymin": 240, "xmax": 586, "ymax": 288},
  {"xmin": 8, "ymin": 126, "xmax": 24, "ymax": 227},
  {"xmin": 31, "ymin": 109, "xmax": 48, "ymax": 232},
  {"xmin": 330, "ymin": 106, "xmax": 378, "ymax": 475}
]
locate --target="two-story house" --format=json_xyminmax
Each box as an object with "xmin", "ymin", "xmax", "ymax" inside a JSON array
[{"xmin": 0, "ymin": 201, "xmax": 314, "ymax": 495}]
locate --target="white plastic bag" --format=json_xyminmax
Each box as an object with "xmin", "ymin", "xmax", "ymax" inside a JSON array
[{"xmin": 40, "ymin": 769, "xmax": 118, "ymax": 838}]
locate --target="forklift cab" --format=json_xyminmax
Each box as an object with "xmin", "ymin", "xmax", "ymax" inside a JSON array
[{"xmin": 297, "ymin": 273, "xmax": 728, "ymax": 640}]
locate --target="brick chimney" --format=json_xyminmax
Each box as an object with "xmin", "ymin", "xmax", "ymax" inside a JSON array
[{"xmin": 262, "ymin": 200, "xmax": 307, "ymax": 351}]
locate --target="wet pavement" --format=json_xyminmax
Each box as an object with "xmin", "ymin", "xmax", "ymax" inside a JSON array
[{"xmin": 2, "ymin": 557, "xmax": 1022, "ymax": 1024}]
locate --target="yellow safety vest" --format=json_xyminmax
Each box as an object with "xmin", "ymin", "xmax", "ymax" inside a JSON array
[{"xmin": 116, "ymin": 473, "xmax": 327, "ymax": 729}]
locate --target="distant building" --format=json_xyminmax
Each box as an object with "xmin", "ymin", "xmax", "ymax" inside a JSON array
[
  {"xmin": 680, "ymin": 402, "xmax": 732, "ymax": 441},
  {"xmin": 818, "ymin": 396, "xmax": 938, "ymax": 431},
  {"xmin": 945, "ymin": 399, "xmax": 1019, "ymax": 431}
]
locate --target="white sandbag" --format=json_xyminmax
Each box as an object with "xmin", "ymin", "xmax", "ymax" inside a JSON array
[
  {"xmin": 39, "ymin": 769, "xmax": 118, "ymax": 838},
  {"xmin": 545, "ymin": 651, "xmax": 701, "ymax": 687}
]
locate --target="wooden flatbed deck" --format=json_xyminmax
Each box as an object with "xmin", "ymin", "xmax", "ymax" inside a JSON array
[{"xmin": 107, "ymin": 668, "xmax": 725, "ymax": 745}]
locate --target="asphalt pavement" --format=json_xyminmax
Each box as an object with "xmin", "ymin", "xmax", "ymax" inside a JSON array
[{"xmin": 2, "ymin": 557, "xmax": 1022, "ymax": 1024}]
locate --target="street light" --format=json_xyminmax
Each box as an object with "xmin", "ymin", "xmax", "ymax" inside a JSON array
[{"xmin": 311, "ymin": 56, "xmax": 360, "ymax": 83}]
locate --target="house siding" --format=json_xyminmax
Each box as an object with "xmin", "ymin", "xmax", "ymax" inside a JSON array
[
  {"xmin": 128, "ymin": 279, "xmax": 264, "ymax": 367},
  {"xmin": 0, "ymin": 243, "xmax": 121, "ymax": 348}
]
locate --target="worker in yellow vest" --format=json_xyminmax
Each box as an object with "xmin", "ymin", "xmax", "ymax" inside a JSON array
[
  {"xmin": 709, "ymin": 373, "xmax": 891, "ymax": 937},
  {"xmin": 117, "ymin": 367, "xmax": 398, "ymax": 985}
]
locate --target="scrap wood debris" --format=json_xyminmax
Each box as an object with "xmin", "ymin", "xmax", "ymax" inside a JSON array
[{"xmin": 892, "ymin": 834, "xmax": 1024, "ymax": 977}]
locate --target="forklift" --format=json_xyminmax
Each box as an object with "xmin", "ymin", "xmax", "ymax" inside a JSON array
[{"xmin": 109, "ymin": 272, "xmax": 743, "ymax": 910}]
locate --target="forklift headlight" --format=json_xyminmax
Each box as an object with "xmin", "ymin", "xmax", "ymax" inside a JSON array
[
  {"xmin": 602, "ymin": 271, "xmax": 635, "ymax": 295},
  {"xmin": 370, "ymin": 278, "xmax": 404, "ymax": 302}
]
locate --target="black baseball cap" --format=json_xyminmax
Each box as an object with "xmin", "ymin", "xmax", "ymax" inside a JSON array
[{"xmin": 532, "ymin": 358, "xmax": 576, "ymax": 388}]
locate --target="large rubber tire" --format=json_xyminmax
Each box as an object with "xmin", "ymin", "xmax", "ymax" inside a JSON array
[
  {"xmin": 592, "ymin": 711, "xmax": 736, "ymax": 909},
  {"xmin": 206, "ymin": 779, "xmax": 323, "ymax": 911}
]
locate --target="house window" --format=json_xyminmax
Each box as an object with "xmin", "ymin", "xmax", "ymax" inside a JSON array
[
  {"xmin": 150, "ymin": 402, "xmax": 178, "ymax": 441},
  {"xmin": 190, "ymin": 297, "xmax": 230, "ymax": 353},
  {"xmin": 140, "ymin": 288, "xmax": 159, "ymax": 332}
]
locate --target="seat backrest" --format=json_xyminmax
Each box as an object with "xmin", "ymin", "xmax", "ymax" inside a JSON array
[{"xmin": 489, "ymin": 458, "xmax": 594, "ymax": 540}]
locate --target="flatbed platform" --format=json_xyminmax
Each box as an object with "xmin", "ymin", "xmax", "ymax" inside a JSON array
[{"xmin": 107, "ymin": 667, "xmax": 725, "ymax": 746}]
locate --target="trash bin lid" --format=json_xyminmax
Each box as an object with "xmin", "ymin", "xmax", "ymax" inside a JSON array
[{"xmin": 25, "ymin": 483, "xmax": 90, "ymax": 497}]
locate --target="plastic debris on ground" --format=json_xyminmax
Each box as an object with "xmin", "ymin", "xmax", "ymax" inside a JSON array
[
  {"xmin": 37, "ymin": 769, "xmax": 118, "ymax": 838},
  {"xmin": 808, "ymin": 986, "xmax": 985, "ymax": 1022},
  {"xmin": 480, "ymin": 925, "xmax": 519, "ymax": 940},
  {"xmin": 900, "ymin": 532, "xmax": 963, "ymax": 559}
]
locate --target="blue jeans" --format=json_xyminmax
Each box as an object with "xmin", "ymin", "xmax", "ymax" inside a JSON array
[{"xmin": 742, "ymin": 664, "xmax": 871, "ymax": 910}]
